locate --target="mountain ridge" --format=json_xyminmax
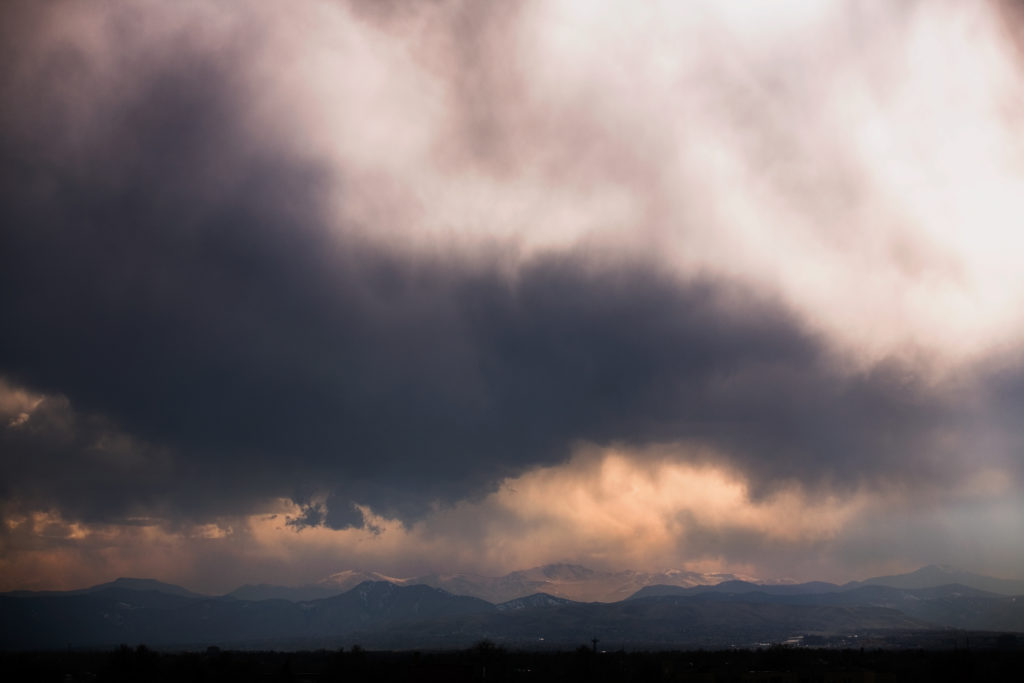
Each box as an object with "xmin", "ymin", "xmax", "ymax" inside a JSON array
[
  {"xmin": 844, "ymin": 564, "xmax": 1024, "ymax": 595},
  {"xmin": 3, "ymin": 574, "xmax": 1023, "ymax": 651},
  {"xmin": 5, "ymin": 563, "xmax": 1022, "ymax": 605},
  {"xmin": 305, "ymin": 563, "xmax": 1024, "ymax": 603}
]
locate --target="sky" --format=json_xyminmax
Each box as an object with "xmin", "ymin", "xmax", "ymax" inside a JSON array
[{"xmin": 2, "ymin": 0, "xmax": 1024, "ymax": 594}]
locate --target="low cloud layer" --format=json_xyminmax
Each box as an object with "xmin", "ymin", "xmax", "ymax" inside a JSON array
[
  {"xmin": 2, "ymin": 0, "xmax": 1024, "ymax": 587},
  {"xmin": 4, "ymin": 443, "xmax": 1022, "ymax": 593}
]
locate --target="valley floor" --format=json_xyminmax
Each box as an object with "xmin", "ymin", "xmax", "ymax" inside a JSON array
[{"xmin": 4, "ymin": 641, "xmax": 1024, "ymax": 683}]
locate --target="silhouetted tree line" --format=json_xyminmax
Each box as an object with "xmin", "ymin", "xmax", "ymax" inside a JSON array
[{"xmin": 2, "ymin": 640, "xmax": 1023, "ymax": 682}]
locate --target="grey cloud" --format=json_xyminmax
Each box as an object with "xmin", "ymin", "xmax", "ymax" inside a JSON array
[
  {"xmin": 286, "ymin": 502, "xmax": 327, "ymax": 530},
  {"xmin": 0, "ymin": 1, "xmax": 1012, "ymax": 532}
]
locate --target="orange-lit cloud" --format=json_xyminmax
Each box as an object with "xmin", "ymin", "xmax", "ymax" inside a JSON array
[{"xmin": 4, "ymin": 442, "xmax": 1021, "ymax": 594}]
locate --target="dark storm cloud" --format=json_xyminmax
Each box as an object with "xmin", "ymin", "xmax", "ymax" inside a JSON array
[
  {"xmin": 968, "ymin": 359, "xmax": 1024, "ymax": 480},
  {"xmin": 0, "ymin": 1, "xmax": 984, "ymax": 530}
]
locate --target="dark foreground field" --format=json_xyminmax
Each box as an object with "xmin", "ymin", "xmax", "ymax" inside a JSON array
[{"xmin": 5, "ymin": 642, "xmax": 1024, "ymax": 683}]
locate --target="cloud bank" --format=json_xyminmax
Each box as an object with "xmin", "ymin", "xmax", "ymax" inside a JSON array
[{"xmin": 2, "ymin": 0, "xmax": 1024, "ymax": 589}]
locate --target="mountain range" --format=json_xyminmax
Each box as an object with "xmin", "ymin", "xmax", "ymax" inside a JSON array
[
  {"xmin": 226, "ymin": 564, "xmax": 767, "ymax": 604},
  {"xmin": 2, "ymin": 565, "xmax": 1023, "ymax": 651},
  {"xmin": 222, "ymin": 563, "xmax": 1024, "ymax": 605}
]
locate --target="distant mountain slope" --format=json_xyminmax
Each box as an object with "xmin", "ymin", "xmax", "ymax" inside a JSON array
[
  {"xmin": 319, "ymin": 570, "xmax": 415, "ymax": 592},
  {"xmin": 230, "ymin": 563, "xmax": 1024, "ymax": 606},
  {"xmin": 390, "ymin": 564, "xmax": 755, "ymax": 603},
  {"xmin": 496, "ymin": 593, "xmax": 577, "ymax": 611},
  {"xmin": 849, "ymin": 565, "xmax": 1024, "ymax": 595},
  {"xmin": 225, "ymin": 583, "xmax": 346, "ymax": 602},
  {"xmin": 2, "ymin": 577, "xmax": 208, "ymax": 600},
  {"xmin": 4, "ymin": 565, "xmax": 1023, "ymax": 651},
  {"xmin": 631, "ymin": 565, "xmax": 1024, "ymax": 602},
  {"xmin": 84, "ymin": 577, "xmax": 210, "ymax": 599},
  {"xmin": 224, "ymin": 571, "xmax": 419, "ymax": 603},
  {"xmin": 631, "ymin": 583, "xmax": 1024, "ymax": 633},
  {"xmin": 308, "ymin": 581, "xmax": 495, "ymax": 631},
  {"xmin": 0, "ymin": 580, "xmax": 495, "ymax": 651},
  {"xmin": 5, "ymin": 577, "xmax": 1024, "ymax": 651},
  {"xmin": 802, "ymin": 584, "xmax": 1024, "ymax": 632},
  {"xmin": 415, "ymin": 571, "xmax": 550, "ymax": 604},
  {"xmin": 630, "ymin": 580, "xmax": 841, "ymax": 600}
]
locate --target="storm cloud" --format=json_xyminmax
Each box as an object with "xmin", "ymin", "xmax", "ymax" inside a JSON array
[
  {"xmin": 0, "ymin": 22, "xmax": 960, "ymax": 524},
  {"xmin": 2, "ymin": 0, "xmax": 1024, "ymax": 588}
]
